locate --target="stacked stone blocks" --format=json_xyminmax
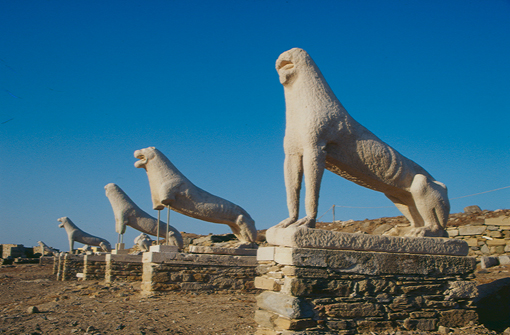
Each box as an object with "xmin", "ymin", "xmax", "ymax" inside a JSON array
[
  {"xmin": 255, "ymin": 228, "xmax": 477, "ymax": 334},
  {"xmin": 141, "ymin": 251, "xmax": 257, "ymax": 293},
  {"xmin": 83, "ymin": 255, "xmax": 106, "ymax": 281},
  {"xmin": 447, "ymin": 215, "xmax": 510, "ymax": 258},
  {"xmin": 105, "ymin": 254, "xmax": 143, "ymax": 283}
]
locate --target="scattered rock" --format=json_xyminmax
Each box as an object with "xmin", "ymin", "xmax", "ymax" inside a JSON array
[
  {"xmin": 27, "ymin": 306, "xmax": 39, "ymax": 314},
  {"xmin": 480, "ymin": 256, "xmax": 499, "ymax": 269}
]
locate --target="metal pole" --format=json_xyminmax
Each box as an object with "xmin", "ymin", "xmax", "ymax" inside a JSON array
[
  {"xmin": 332, "ymin": 205, "xmax": 335, "ymax": 223},
  {"xmin": 117, "ymin": 233, "xmax": 120, "ymax": 245},
  {"xmin": 121, "ymin": 234, "xmax": 124, "ymax": 244},
  {"xmin": 157, "ymin": 210, "xmax": 161, "ymax": 245},
  {"xmin": 166, "ymin": 207, "xmax": 170, "ymax": 245}
]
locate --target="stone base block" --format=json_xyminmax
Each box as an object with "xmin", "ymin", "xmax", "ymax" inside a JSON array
[
  {"xmin": 266, "ymin": 227, "xmax": 469, "ymax": 256},
  {"xmin": 149, "ymin": 245, "xmax": 179, "ymax": 253},
  {"xmin": 189, "ymin": 245, "xmax": 257, "ymax": 256},
  {"xmin": 111, "ymin": 249, "xmax": 130, "ymax": 255},
  {"xmin": 256, "ymin": 244, "xmax": 477, "ymax": 333}
]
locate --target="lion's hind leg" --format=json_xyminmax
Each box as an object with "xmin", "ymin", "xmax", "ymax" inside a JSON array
[
  {"xmin": 409, "ymin": 174, "xmax": 450, "ymax": 237},
  {"xmin": 235, "ymin": 214, "xmax": 257, "ymax": 245}
]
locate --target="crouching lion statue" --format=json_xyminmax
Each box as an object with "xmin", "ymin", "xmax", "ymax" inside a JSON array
[
  {"xmin": 134, "ymin": 147, "xmax": 257, "ymax": 244},
  {"xmin": 274, "ymin": 48, "xmax": 449, "ymax": 237},
  {"xmin": 134, "ymin": 233, "xmax": 153, "ymax": 252},
  {"xmin": 104, "ymin": 183, "xmax": 183, "ymax": 248}
]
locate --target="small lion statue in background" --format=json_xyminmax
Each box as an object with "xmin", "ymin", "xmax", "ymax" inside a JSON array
[{"xmin": 274, "ymin": 48, "xmax": 449, "ymax": 237}]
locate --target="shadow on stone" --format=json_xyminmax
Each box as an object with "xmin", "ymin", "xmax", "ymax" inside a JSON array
[{"xmin": 476, "ymin": 277, "xmax": 510, "ymax": 332}]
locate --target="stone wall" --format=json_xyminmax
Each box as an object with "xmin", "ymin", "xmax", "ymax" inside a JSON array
[
  {"xmin": 105, "ymin": 254, "xmax": 143, "ymax": 283},
  {"xmin": 60, "ymin": 254, "xmax": 84, "ymax": 281},
  {"xmin": 83, "ymin": 255, "xmax": 106, "ymax": 281},
  {"xmin": 447, "ymin": 215, "xmax": 510, "ymax": 259},
  {"xmin": 141, "ymin": 251, "xmax": 257, "ymax": 294},
  {"xmin": 255, "ymin": 229, "xmax": 478, "ymax": 334},
  {"xmin": 0, "ymin": 244, "xmax": 26, "ymax": 258}
]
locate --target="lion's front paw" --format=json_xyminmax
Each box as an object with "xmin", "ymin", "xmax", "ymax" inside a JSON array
[
  {"xmin": 294, "ymin": 216, "xmax": 316, "ymax": 228},
  {"xmin": 274, "ymin": 218, "xmax": 296, "ymax": 228}
]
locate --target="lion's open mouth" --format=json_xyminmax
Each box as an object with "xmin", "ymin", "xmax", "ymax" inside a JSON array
[
  {"xmin": 277, "ymin": 60, "xmax": 294, "ymax": 72},
  {"xmin": 134, "ymin": 152, "xmax": 147, "ymax": 168}
]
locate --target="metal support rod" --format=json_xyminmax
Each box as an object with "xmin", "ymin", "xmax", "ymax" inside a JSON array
[
  {"xmin": 332, "ymin": 205, "xmax": 335, "ymax": 223},
  {"xmin": 157, "ymin": 210, "xmax": 161, "ymax": 245},
  {"xmin": 166, "ymin": 207, "xmax": 170, "ymax": 246},
  {"xmin": 117, "ymin": 233, "xmax": 120, "ymax": 245},
  {"xmin": 121, "ymin": 233, "xmax": 124, "ymax": 244}
]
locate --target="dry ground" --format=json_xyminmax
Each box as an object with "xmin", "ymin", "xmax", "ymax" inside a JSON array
[
  {"xmin": 0, "ymin": 264, "xmax": 257, "ymax": 335},
  {"xmin": 1, "ymin": 263, "xmax": 510, "ymax": 335}
]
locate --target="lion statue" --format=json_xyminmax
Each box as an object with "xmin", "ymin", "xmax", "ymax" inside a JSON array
[
  {"xmin": 104, "ymin": 183, "xmax": 183, "ymax": 249},
  {"xmin": 274, "ymin": 48, "xmax": 449, "ymax": 237},
  {"xmin": 134, "ymin": 147, "xmax": 257, "ymax": 244},
  {"xmin": 134, "ymin": 233, "xmax": 153, "ymax": 252},
  {"xmin": 58, "ymin": 217, "xmax": 112, "ymax": 252}
]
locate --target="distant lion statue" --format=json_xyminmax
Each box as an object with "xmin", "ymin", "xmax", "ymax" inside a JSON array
[
  {"xmin": 134, "ymin": 233, "xmax": 153, "ymax": 252},
  {"xmin": 104, "ymin": 183, "xmax": 183, "ymax": 248},
  {"xmin": 274, "ymin": 48, "xmax": 449, "ymax": 237},
  {"xmin": 58, "ymin": 217, "xmax": 112, "ymax": 252},
  {"xmin": 134, "ymin": 147, "xmax": 257, "ymax": 244}
]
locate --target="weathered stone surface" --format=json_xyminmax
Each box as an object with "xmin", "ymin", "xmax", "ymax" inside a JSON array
[
  {"xmin": 465, "ymin": 238, "xmax": 478, "ymax": 247},
  {"xmin": 258, "ymin": 247, "xmax": 276, "ymax": 261},
  {"xmin": 149, "ymin": 245, "xmax": 178, "ymax": 253},
  {"xmin": 446, "ymin": 229, "xmax": 459, "ymax": 237},
  {"xmin": 499, "ymin": 255, "xmax": 510, "ymax": 265},
  {"xmin": 255, "ymin": 276, "xmax": 281, "ymax": 291},
  {"xmin": 274, "ymin": 317, "xmax": 316, "ymax": 330},
  {"xmin": 189, "ymin": 245, "xmax": 257, "ymax": 256},
  {"xmin": 106, "ymin": 254, "xmax": 143, "ymax": 263},
  {"xmin": 143, "ymin": 251, "xmax": 256, "ymax": 266},
  {"xmin": 403, "ymin": 318, "xmax": 437, "ymax": 331},
  {"xmin": 445, "ymin": 281, "xmax": 478, "ymax": 300},
  {"xmin": 356, "ymin": 320, "xmax": 394, "ymax": 332},
  {"xmin": 266, "ymin": 227, "xmax": 469, "ymax": 256},
  {"xmin": 273, "ymin": 247, "xmax": 476, "ymax": 276},
  {"xmin": 486, "ymin": 239, "xmax": 507, "ymax": 246},
  {"xmin": 256, "ymin": 292, "xmax": 313, "ymax": 319},
  {"xmin": 485, "ymin": 216, "xmax": 510, "ymax": 226},
  {"xmin": 438, "ymin": 310, "xmax": 478, "ymax": 327},
  {"xmin": 458, "ymin": 226, "xmax": 486, "ymax": 236},
  {"xmin": 282, "ymin": 277, "xmax": 351, "ymax": 297},
  {"xmin": 324, "ymin": 302, "xmax": 383, "ymax": 318},
  {"xmin": 480, "ymin": 256, "xmax": 499, "ymax": 269}
]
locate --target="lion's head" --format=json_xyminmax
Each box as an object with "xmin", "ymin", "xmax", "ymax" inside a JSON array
[
  {"xmin": 134, "ymin": 147, "xmax": 157, "ymax": 169},
  {"xmin": 57, "ymin": 217, "xmax": 67, "ymax": 228},
  {"xmin": 275, "ymin": 48, "xmax": 313, "ymax": 86}
]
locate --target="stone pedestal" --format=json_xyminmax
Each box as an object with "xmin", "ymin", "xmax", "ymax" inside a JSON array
[
  {"xmin": 189, "ymin": 245, "xmax": 258, "ymax": 256},
  {"xmin": 141, "ymin": 251, "xmax": 257, "ymax": 294},
  {"xmin": 149, "ymin": 245, "xmax": 178, "ymax": 253},
  {"xmin": 60, "ymin": 254, "xmax": 84, "ymax": 281},
  {"xmin": 83, "ymin": 254, "xmax": 106, "ymax": 281},
  {"xmin": 105, "ymin": 254, "xmax": 143, "ymax": 283},
  {"xmin": 255, "ymin": 227, "xmax": 477, "ymax": 334}
]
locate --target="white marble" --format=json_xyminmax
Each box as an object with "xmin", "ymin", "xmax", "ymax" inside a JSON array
[
  {"xmin": 134, "ymin": 147, "xmax": 257, "ymax": 244},
  {"xmin": 105, "ymin": 183, "xmax": 183, "ymax": 248},
  {"xmin": 275, "ymin": 48, "xmax": 450, "ymax": 237},
  {"xmin": 58, "ymin": 217, "xmax": 111, "ymax": 252}
]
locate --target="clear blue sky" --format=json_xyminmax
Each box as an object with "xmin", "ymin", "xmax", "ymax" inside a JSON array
[{"xmin": 1, "ymin": 0, "xmax": 509, "ymax": 251}]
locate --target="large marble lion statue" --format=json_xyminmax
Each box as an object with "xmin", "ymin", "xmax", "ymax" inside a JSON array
[
  {"xmin": 134, "ymin": 147, "xmax": 257, "ymax": 244},
  {"xmin": 104, "ymin": 183, "xmax": 183, "ymax": 248},
  {"xmin": 274, "ymin": 48, "xmax": 449, "ymax": 237}
]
